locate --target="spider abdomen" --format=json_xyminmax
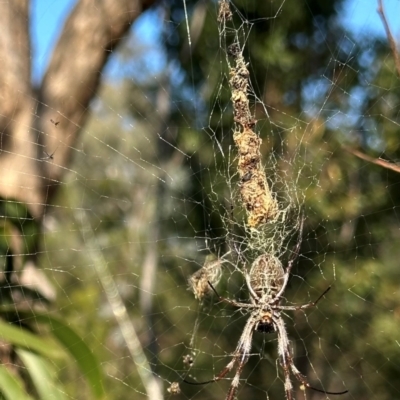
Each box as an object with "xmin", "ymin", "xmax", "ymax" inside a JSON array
[{"xmin": 249, "ymin": 254, "xmax": 284, "ymax": 299}]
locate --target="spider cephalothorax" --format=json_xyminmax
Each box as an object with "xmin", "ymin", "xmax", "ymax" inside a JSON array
[{"xmin": 184, "ymin": 226, "xmax": 348, "ymax": 400}]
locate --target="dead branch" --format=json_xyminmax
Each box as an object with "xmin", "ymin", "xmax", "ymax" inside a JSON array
[
  {"xmin": 0, "ymin": 0, "xmax": 158, "ymax": 218},
  {"xmin": 344, "ymin": 146, "xmax": 400, "ymax": 174},
  {"xmin": 377, "ymin": 0, "xmax": 400, "ymax": 77}
]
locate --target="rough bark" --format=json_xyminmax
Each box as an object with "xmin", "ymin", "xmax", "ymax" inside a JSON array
[
  {"xmin": 0, "ymin": 0, "xmax": 159, "ymax": 382},
  {"xmin": 0, "ymin": 0, "xmax": 158, "ymax": 219}
]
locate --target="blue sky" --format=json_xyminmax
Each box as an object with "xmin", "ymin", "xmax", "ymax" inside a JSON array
[
  {"xmin": 31, "ymin": 0, "xmax": 76, "ymax": 84},
  {"xmin": 31, "ymin": 0, "xmax": 400, "ymax": 84}
]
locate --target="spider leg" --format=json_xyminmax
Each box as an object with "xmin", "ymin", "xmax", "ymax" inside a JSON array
[
  {"xmin": 184, "ymin": 313, "xmax": 257, "ymax": 400},
  {"xmin": 207, "ymin": 281, "xmax": 254, "ymax": 309},
  {"xmin": 225, "ymin": 352, "xmax": 248, "ymax": 400},
  {"xmin": 288, "ymin": 351, "xmax": 348, "ymax": 395},
  {"xmin": 223, "ymin": 314, "xmax": 256, "ymax": 400},
  {"xmin": 273, "ymin": 315, "xmax": 348, "ymax": 397},
  {"xmin": 184, "ymin": 357, "xmax": 237, "ymax": 385},
  {"xmin": 273, "ymin": 317, "xmax": 294, "ymax": 400},
  {"xmin": 274, "ymin": 218, "xmax": 304, "ymax": 301},
  {"xmin": 277, "ymin": 286, "xmax": 331, "ymax": 311},
  {"xmin": 245, "ymin": 273, "xmax": 259, "ymax": 302}
]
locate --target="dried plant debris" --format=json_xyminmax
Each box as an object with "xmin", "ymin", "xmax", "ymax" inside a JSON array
[
  {"xmin": 182, "ymin": 354, "xmax": 194, "ymax": 368},
  {"xmin": 188, "ymin": 255, "xmax": 224, "ymax": 300},
  {"xmin": 167, "ymin": 382, "xmax": 181, "ymax": 395},
  {"xmin": 217, "ymin": 0, "xmax": 232, "ymax": 23},
  {"xmin": 228, "ymin": 43, "xmax": 279, "ymax": 227}
]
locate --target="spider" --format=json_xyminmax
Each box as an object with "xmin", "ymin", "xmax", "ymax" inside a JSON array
[{"xmin": 184, "ymin": 227, "xmax": 348, "ymax": 400}]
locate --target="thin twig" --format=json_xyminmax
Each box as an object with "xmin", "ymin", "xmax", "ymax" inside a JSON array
[
  {"xmin": 377, "ymin": 0, "xmax": 400, "ymax": 76},
  {"xmin": 344, "ymin": 146, "xmax": 400, "ymax": 174},
  {"xmin": 76, "ymin": 210, "xmax": 163, "ymax": 400}
]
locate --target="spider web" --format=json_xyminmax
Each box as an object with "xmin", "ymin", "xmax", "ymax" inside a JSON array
[
  {"xmin": 3, "ymin": 1, "xmax": 400, "ymax": 399},
  {"xmin": 161, "ymin": 2, "xmax": 348, "ymax": 398}
]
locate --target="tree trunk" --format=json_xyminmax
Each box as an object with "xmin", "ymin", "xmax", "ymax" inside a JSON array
[
  {"xmin": 0, "ymin": 0, "xmax": 157, "ymax": 219},
  {"xmin": 0, "ymin": 0, "xmax": 158, "ymax": 385},
  {"xmin": 0, "ymin": 0, "xmax": 158, "ymax": 294}
]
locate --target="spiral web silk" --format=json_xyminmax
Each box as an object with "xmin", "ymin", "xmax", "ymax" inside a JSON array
[
  {"xmin": 167, "ymin": 2, "xmax": 337, "ymax": 398},
  {"xmin": 162, "ymin": 1, "xmax": 400, "ymax": 399}
]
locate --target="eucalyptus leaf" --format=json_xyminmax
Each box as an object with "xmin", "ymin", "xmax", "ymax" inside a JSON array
[
  {"xmin": 17, "ymin": 312, "xmax": 104, "ymax": 399},
  {"xmin": 0, "ymin": 364, "xmax": 33, "ymax": 400},
  {"xmin": 0, "ymin": 319, "xmax": 62, "ymax": 359},
  {"xmin": 17, "ymin": 349, "xmax": 68, "ymax": 400}
]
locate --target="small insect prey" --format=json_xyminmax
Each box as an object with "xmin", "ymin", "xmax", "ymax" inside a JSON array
[
  {"xmin": 41, "ymin": 151, "xmax": 54, "ymax": 160},
  {"xmin": 41, "ymin": 147, "xmax": 58, "ymax": 160},
  {"xmin": 188, "ymin": 254, "xmax": 226, "ymax": 300},
  {"xmin": 50, "ymin": 119, "xmax": 59, "ymax": 126},
  {"xmin": 167, "ymin": 382, "xmax": 181, "ymax": 395},
  {"xmin": 228, "ymin": 43, "xmax": 241, "ymax": 58}
]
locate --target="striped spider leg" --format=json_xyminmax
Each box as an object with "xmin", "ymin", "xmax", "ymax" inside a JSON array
[{"xmin": 184, "ymin": 222, "xmax": 348, "ymax": 399}]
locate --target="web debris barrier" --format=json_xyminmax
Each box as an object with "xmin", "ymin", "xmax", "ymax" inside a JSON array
[
  {"xmin": 187, "ymin": 255, "xmax": 224, "ymax": 300},
  {"xmin": 228, "ymin": 41, "xmax": 279, "ymax": 227}
]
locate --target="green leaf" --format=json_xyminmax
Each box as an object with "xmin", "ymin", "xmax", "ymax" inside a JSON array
[
  {"xmin": 24, "ymin": 314, "xmax": 105, "ymax": 399},
  {"xmin": 0, "ymin": 364, "xmax": 33, "ymax": 400},
  {"xmin": 17, "ymin": 349, "xmax": 68, "ymax": 400},
  {"xmin": 0, "ymin": 310, "xmax": 105, "ymax": 399},
  {"xmin": 0, "ymin": 319, "xmax": 62, "ymax": 359}
]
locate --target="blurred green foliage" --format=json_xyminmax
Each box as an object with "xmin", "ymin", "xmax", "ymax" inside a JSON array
[{"xmin": 2, "ymin": 0, "xmax": 400, "ymax": 399}]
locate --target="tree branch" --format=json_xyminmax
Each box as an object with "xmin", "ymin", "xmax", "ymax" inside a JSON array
[
  {"xmin": 377, "ymin": 0, "xmax": 400, "ymax": 77},
  {"xmin": 344, "ymin": 146, "xmax": 400, "ymax": 174},
  {"xmin": 0, "ymin": 0, "xmax": 31, "ymax": 129},
  {"xmin": 0, "ymin": 0, "xmax": 159, "ymax": 217},
  {"xmin": 39, "ymin": 0, "xmax": 158, "ymax": 184}
]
